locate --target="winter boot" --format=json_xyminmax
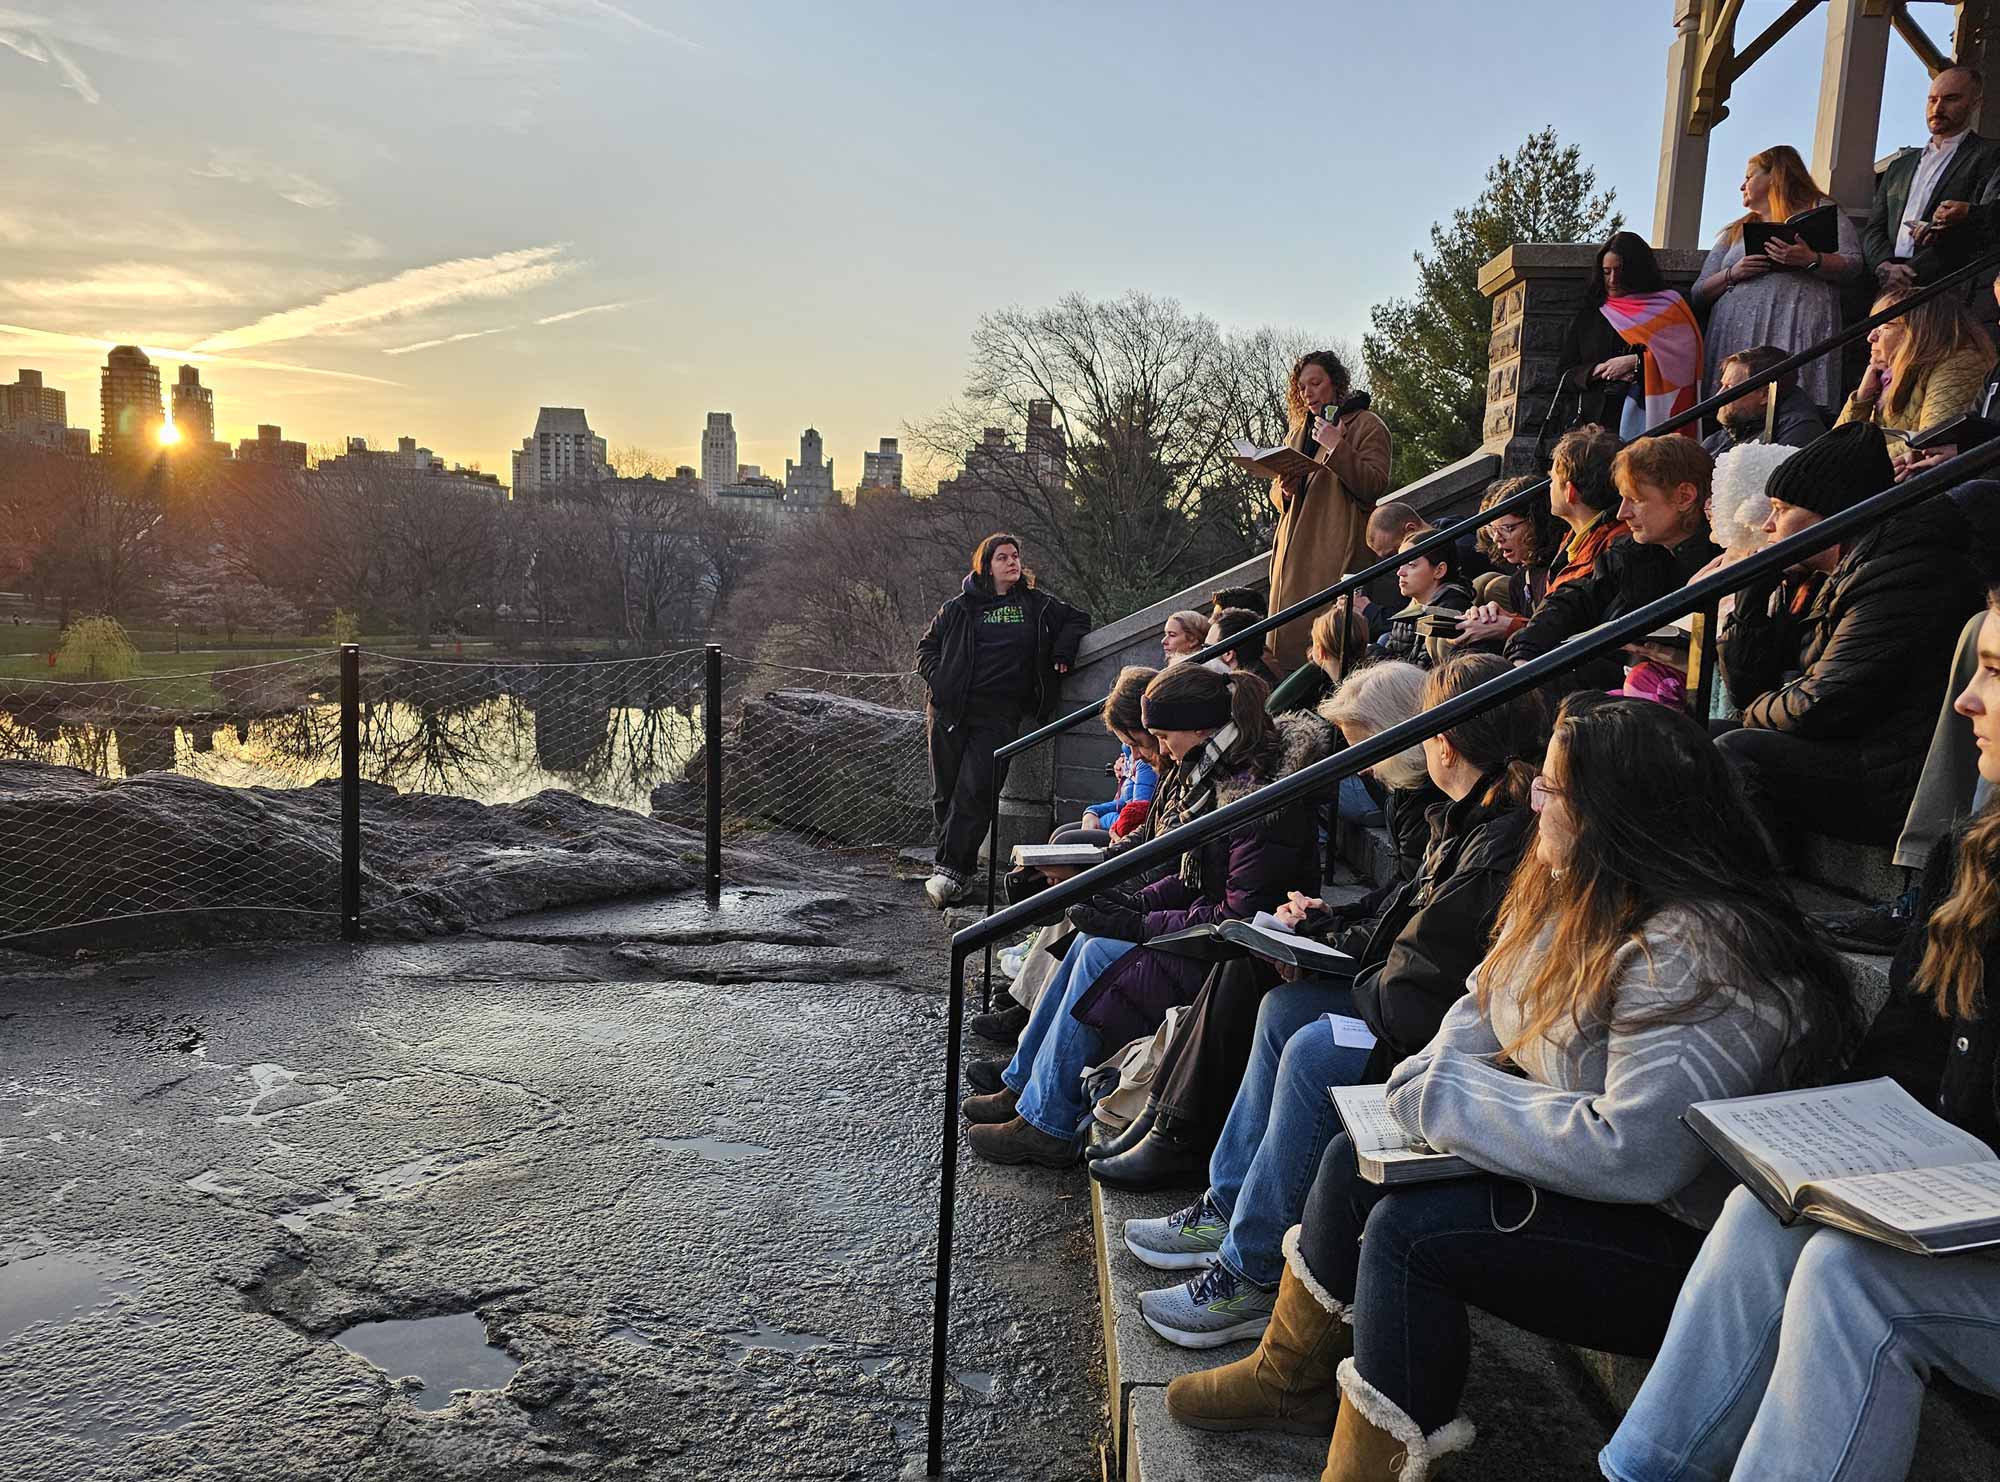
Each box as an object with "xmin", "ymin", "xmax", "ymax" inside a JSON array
[
  {"xmin": 1320, "ymin": 1357, "xmax": 1474, "ymax": 1482},
  {"xmin": 1089, "ymin": 1114, "xmax": 1204, "ymax": 1191},
  {"xmin": 1085, "ymin": 1104, "xmax": 1155, "ymax": 1161},
  {"xmin": 1164, "ymin": 1227, "xmax": 1350, "ymax": 1436}
]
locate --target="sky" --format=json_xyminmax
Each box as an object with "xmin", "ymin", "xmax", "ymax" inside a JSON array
[{"xmin": 0, "ymin": 1, "xmax": 1943, "ymax": 488}]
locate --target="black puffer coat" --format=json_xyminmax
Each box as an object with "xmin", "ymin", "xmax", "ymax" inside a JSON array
[{"xmin": 1720, "ymin": 499, "xmax": 1982, "ymax": 801}]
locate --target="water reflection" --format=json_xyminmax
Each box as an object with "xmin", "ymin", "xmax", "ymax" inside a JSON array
[{"xmin": 0, "ymin": 658, "xmax": 706, "ymax": 813}]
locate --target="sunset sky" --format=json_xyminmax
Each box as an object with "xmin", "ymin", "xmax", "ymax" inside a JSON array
[{"xmin": 0, "ymin": 2, "xmax": 1936, "ymax": 487}]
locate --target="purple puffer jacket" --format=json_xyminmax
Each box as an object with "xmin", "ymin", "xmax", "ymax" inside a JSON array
[{"xmin": 1071, "ymin": 711, "xmax": 1332, "ymax": 1049}]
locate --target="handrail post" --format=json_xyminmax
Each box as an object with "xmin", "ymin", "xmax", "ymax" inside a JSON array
[
  {"xmin": 339, "ymin": 643, "xmax": 361, "ymax": 942},
  {"xmin": 926, "ymin": 942, "xmax": 971, "ymax": 1477},
  {"xmin": 982, "ymin": 783, "xmax": 998, "ymax": 1014},
  {"xmin": 705, "ymin": 643, "xmax": 723, "ymax": 905},
  {"xmin": 1686, "ymin": 600, "xmax": 1722, "ymax": 722}
]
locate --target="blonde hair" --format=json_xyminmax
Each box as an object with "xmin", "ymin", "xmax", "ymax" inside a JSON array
[
  {"xmin": 1870, "ymin": 288, "xmax": 1996, "ymax": 417},
  {"xmin": 1166, "ymin": 609, "xmax": 1209, "ymax": 646},
  {"xmin": 1918, "ymin": 593, "xmax": 2000, "ymax": 1020},
  {"xmin": 1725, "ymin": 145, "xmax": 1829, "ymax": 244},
  {"xmin": 1308, "ymin": 602, "xmax": 1369, "ymax": 671},
  {"xmin": 1321, "ymin": 661, "xmax": 1429, "ymax": 790}
]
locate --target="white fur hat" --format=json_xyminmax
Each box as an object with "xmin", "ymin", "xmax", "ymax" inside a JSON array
[{"xmin": 1710, "ymin": 442, "xmax": 1797, "ymax": 551}]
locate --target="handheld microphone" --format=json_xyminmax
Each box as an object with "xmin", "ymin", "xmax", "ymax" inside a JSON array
[{"xmin": 1321, "ymin": 390, "xmax": 1372, "ymax": 421}]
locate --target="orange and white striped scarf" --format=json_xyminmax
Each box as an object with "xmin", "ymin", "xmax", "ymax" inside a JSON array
[{"xmin": 1600, "ymin": 292, "xmax": 1704, "ymax": 439}]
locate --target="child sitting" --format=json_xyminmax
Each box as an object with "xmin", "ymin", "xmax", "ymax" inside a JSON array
[{"xmin": 1374, "ymin": 531, "xmax": 1473, "ymax": 669}]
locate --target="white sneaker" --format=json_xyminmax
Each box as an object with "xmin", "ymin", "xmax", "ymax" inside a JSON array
[{"xmin": 924, "ymin": 874, "xmax": 958, "ymax": 910}]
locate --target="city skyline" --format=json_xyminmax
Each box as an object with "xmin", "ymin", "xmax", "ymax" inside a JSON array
[{"xmin": 0, "ymin": 3, "xmax": 1940, "ymax": 485}]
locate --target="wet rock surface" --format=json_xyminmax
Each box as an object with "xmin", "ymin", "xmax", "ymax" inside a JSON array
[{"xmin": 0, "ymin": 861, "xmax": 1102, "ymax": 1481}]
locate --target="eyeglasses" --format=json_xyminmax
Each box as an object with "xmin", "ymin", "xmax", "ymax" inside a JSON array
[{"xmin": 1529, "ymin": 774, "xmax": 1561, "ymax": 808}]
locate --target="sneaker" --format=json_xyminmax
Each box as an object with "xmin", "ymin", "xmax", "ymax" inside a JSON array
[
  {"xmin": 997, "ymin": 943, "xmax": 1030, "ymax": 980},
  {"xmin": 924, "ymin": 874, "xmax": 959, "ymax": 910},
  {"xmin": 1139, "ymin": 1263, "xmax": 1277, "ymax": 1349},
  {"xmin": 1124, "ymin": 1194, "xmax": 1228, "ymax": 1272},
  {"xmin": 1814, "ymin": 884, "xmax": 1917, "ymax": 953},
  {"xmin": 969, "ymin": 1003, "xmax": 1030, "ymax": 1046}
]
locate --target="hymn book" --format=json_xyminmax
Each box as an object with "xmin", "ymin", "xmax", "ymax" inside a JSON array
[
  {"xmin": 1684, "ymin": 1078, "xmax": 2000, "ymax": 1255},
  {"xmin": 1147, "ymin": 912, "xmax": 1356, "ymax": 973},
  {"xmin": 1226, "ymin": 439, "xmax": 1325, "ymax": 481},
  {"xmin": 1742, "ymin": 203, "xmax": 1841, "ymax": 260},
  {"xmin": 1329, "ymin": 1083, "xmax": 1477, "ymax": 1186},
  {"xmin": 1011, "ymin": 843, "xmax": 1106, "ymax": 869}
]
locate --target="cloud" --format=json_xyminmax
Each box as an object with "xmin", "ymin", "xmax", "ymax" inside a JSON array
[
  {"xmin": 192, "ymin": 245, "xmax": 573, "ymax": 353},
  {"xmin": 191, "ymin": 149, "xmax": 338, "ymax": 210},
  {"xmin": 0, "ymin": 322, "xmax": 399, "ymax": 385},
  {"xmin": 2, "ymin": 263, "xmax": 241, "ymax": 307},
  {"xmin": 0, "ymin": 23, "xmax": 98, "ymax": 103},
  {"xmin": 262, "ymin": 0, "xmax": 699, "ymax": 61},
  {"xmin": 534, "ymin": 300, "xmax": 628, "ymax": 326},
  {"xmin": 382, "ymin": 325, "xmax": 516, "ymax": 356}
]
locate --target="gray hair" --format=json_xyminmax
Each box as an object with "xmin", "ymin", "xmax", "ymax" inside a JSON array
[{"xmin": 1319, "ymin": 660, "xmax": 1430, "ymax": 791}]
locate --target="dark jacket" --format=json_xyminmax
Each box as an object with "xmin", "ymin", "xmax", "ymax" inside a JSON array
[
  {"xmin": 1721, "ymin": 499, "xmax": 1982, "ymax": 801},
  {"xmin": 1320, "ymin": 778, "xmax": 1448, "ymax": 937},
  {"xmin": 1071, "ymin": 711, "xmax": 1334, "ymax": 1047},
  {"xmin": 1865, "ymin": 132, "xmax": 1999, "ymax": 280},
  {"xmin": 1506, "ymin": 523, "xmax": 1720, "ymax": 664},
  {"xmin": 915, "ymin": 578, "xmax": 1089, "ymax": 726},
  {"xmin": 1557, "ymin": 300, "xmax": 1658, "ymax": 430},
  {"xmin": 1344, "ymin": 775, "xmax": 1536, "ymax": 1074},
  {"xmin": 1701, "ymin": 386, "xmax": 1831, "ymax": 457},
  {"xmin": 1375, "ymin": 578, "xmax": 1474, "ymax": 669},
  {"xmin": 1851, "ymin": 828, "xmax": 2000, "ymax": 1149}
]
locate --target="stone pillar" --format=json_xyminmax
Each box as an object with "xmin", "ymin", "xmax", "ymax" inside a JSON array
[
  {"xmin": 1814, "ymin": 0, "xmax": 1894, "ymax": 214},
  {"xmin": 1478, "ymin": 244, "xmax": 1710, "ymax": 475},
  {"xmin": 1654, "ymin": 0, "xmax": 1713, "ymax": 249},
  {"xmin": 1960, "ymin": 0, "xmax": 1999, "ymax": 136}
]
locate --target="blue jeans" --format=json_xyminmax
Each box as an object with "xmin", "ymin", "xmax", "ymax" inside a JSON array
[
  {"xmin": 1337, "ymin": 773, "xmax": 1384, "ymax": 828},
  {"xmin": 1001, "ymin": 933, "xmax": 1135, "ymax": 1140},
  {"xmin": 1207, "ymin": 980, "xmax": 1373, "ymax": 1287},
  {"xmin": 1298, "ymin": 1132, "xmax": 1704, "ymax": 1433},
  {"xmin": 1601, "ymin": 1185, "xmax": 2000, "ymax": 1482}
]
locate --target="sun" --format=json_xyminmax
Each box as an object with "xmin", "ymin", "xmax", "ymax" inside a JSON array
[{"xmin": 158, "ymin": 418, "xmax": 181, "ymax": 447}]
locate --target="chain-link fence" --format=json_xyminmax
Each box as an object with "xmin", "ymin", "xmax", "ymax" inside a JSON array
[{"xmin": 0, "ymin": 644, "xmax": 936, "ymax": 946}]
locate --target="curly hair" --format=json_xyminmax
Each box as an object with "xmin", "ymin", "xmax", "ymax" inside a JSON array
[{"xmin": 1286, "ymin": 350, "xmax": 1352, "ymax": 425}]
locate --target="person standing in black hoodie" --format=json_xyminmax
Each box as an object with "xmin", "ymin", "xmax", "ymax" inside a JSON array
[{"xmin": 915, "ymin": 533, "xmax": 1090, "ymax": 908}]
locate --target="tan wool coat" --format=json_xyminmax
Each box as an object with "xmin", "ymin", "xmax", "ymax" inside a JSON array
[{"xmin": 1263, "ymin": 409, "xmax": 1393, "ymax": 673}]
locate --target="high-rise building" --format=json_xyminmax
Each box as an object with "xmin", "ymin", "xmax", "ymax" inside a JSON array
[
  {"xmin": 1, "ymin": 368, "xmax": 65, "ymax": 431},
  {"xmin": 784, "ymin": 427, "xmax": 835, "ymax": 506},
  {"xmin": 511, "ymin": 406, "xmax": 609, "ymax": 495},
  {"xmin": 169, "ymin": 364, "xmax": 219, "ymax": 453},
  {"xmin": 701, "ymin": 412, "xmax": 737, "ymax": 496},
  {"xmin": 318, "ymin": 435, "xmax": 505, "ymax": 495},
  {"xmin": 100, "ymin": 345, "xmax": 164, "ymax": 459},
  {"xmin": 237, "ymin": 424, "xmax": 307, "ymax": 468},
  {"xmin": 860, "ymin": 436, "xmax": 903, "ymax": 493}
]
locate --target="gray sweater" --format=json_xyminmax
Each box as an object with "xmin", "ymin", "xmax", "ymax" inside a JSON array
[{"xmin": 1384, "ymin": 907, "xmax": 1808, "ymax": 1229}]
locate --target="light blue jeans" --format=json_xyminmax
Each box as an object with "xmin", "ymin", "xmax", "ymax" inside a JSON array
[
  {"xmin": 1001, "ymin": 933, "xmax": 1136, "ymax": 1140},
  {"xmin": 1207, "ymin": 980, "xmax": 1372, "ymax": 1287},
  {"xmin": 1601, "ymin": 1185, "xmax": 2000, "ymax": 1482}
]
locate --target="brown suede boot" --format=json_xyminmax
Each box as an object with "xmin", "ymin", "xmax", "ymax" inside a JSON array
[
  {"xmin": 1320, "ymin": 1357, "xmax": 1474, "ymax": 1482},
  {"xmin": 960, "ymin": 1087, "xmax": 1019, "ymax": 1125},
  {"xmin": 1164, "ymin": 1226, "xmax": 1350, "ymax": 1436},
  {"xmin": 966, "ymin": 1115, "xmax": 1079, "ymax": 1168}
]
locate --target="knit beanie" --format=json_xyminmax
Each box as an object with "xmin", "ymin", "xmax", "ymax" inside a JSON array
[{"xmin": 1764, "ymin": 422, "xmax": 1894, "ymax": 519}]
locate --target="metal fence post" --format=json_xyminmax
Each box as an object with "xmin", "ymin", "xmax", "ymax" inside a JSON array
[
  {"xmin": 339, "ymin": 643, "xmax": 361, "ymax": 942},
  {"xmin": 926, "ymin": 942, "xmax": 970, "ymax": 1477},
  {"xmin": 981, "ymin": 787, "xmax": 998, "ymax": 1014},
  {"xmin": 705, "ymin": 644, "xmax": 723, "ymax": 905}
]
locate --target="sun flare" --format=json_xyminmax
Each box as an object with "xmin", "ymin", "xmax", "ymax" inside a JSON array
[{"xmin": 157, "ymin": 418, "xmax": 180, "ymax": 446}]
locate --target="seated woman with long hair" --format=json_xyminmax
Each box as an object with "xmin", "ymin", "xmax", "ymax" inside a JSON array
[
  {"xmin": 1170, "ymin": 695, "xmax": 1856, "ymax": 1481},
  {"xmin": 961, "ymin": 662, "xmax": 1331, "ymax": 1168},
  {"xmin": 1601, "ymin": 591, "xmax": 2000, "ymax": 1482},
  {"xmin": 1123, "ymin": 656, "xmax": 1546, "ymax": 1358},
  {"xmin": 1837, "ymin": 286, "xmax": 1994, "ymax": 441}
]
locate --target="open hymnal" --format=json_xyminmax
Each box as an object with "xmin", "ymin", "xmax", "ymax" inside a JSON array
[
  {"xmin": 1742, "ymin": 203, "xmax": 1840, "ymax": 260},
  {"xmin": 1147, "ymin": 911, "xmax": 1356, "ymax": 974},
  {"xmin": 1010, "ymin": 842, "xmax": 1105, "ymax": 870},
  {"xmin": 1684, "ymin": 1078, "xmax": 2000, "ymax": 1255},
  {"xmin": 1226, "ymin": 439, "xmax": 1324, "ymax": 482},
  {"xmin": 1329, "ymin": 1083, "xmax": 1476, "ymax": 1186}
]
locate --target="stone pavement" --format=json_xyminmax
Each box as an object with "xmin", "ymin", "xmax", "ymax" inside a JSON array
[{"xmin": 0, "ymin": 857, "xmax": 1103, "ymax": 1481}]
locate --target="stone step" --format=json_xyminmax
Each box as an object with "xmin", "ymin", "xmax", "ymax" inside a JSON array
[{"xmin": 1794, "ymin": 830, "xmax": 1903, "ymax": 905}]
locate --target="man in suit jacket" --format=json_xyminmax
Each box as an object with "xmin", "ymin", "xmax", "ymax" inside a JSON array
[{"xmin": 1864, "ymin": 65, "xmax": 1995, "ymax": 291}]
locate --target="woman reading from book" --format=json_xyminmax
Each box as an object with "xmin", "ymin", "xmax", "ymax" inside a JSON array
[
  {"xmin": 1601, "ymin": 591, "xmax": 2000, "ymax": 1482},
  {"xmin": 1172, "ymin": 694, "xmax": 1854, "ymax": 1481},
  {"xmin": 1556, "ymin": 233, "xmax": 1704, "ymax": 441},
  {"xmin": 1122, "ymin": 656, "xmax": 1545, "ymax": 1362},
  {"xmin": 1693, "ymin": 145, "xmax": 1859, "ymax": 411},
  {"xmin": 961, "ymin": 662, "xmax": 1331, "ymax": 1168}
]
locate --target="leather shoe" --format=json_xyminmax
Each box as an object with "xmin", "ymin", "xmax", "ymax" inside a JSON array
[
  {"xmin": 1089, "ymin": 1123, "xmax": 1206, "ymax": 1192},
  {"xmin": 969, "ymin": 1003, "xmax": 1030, "ymax": 1046},
  {"xmin": 961, "ymin": 1086, "xmax": 1019, "ymax": 1125},
  {"xmin": 966, "ymin": 1059, "xmax": 1007, "ymax": 1095},
  {"xmin": 1086, "ymin": 1104, "xmax": 1156, "ymax": 1161},
  {"xmin": 968, "ymin": 1116, "xmax": 1079, "ymax": 1169}
]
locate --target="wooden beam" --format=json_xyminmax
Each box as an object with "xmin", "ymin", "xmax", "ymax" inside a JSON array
[
  {"xmin": 1893, "ymin": 1, "xmax": 1953, "ymax": 71},
  {"xmin": 1727, "ymin": 0, "xmax": 1825, "ymax": 84},
  {"xmin": 1690, "ymin": 0, "xmax": 1749, "ymax": 133}
]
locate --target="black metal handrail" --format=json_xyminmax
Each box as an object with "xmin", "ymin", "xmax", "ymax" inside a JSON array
[
  {"xmin": 923, "ymin": 253, "xmax": 2000, "ymax": 1474},
  {"xmin": 966, "ymin": 245, "xmax": 2000, "ymax": 1018}
]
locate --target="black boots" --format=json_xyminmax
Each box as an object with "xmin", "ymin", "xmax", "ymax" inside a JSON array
[
  {"xmin": 1086, "ymin": 1105, "xmax": 1156, "ymax": 1161},
  {"xmin": 970, "ymin": 1002, "xmax": 1030, "ymax": 1046},
  {"xmin": 1089, "ymin": 1114, "xmax": 1206, "ymax": 1191}
]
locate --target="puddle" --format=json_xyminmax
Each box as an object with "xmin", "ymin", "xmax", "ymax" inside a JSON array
[
  {"xmin": 645, "ymin": 1135, "xmax": 774, "ymax": 1164},
  {"xmin": 332, "ymin": 1312, "xmax": 520, "ymax": 1411},
  {"xmin": 954, "ymin": 1370, "xmax": 996, "ymax": 1397},
  {"xmin": 219, "ymin": 1064, "xmax": 347, "ymax": 1128},
  {"xmin": 0, "ymin": 1251, "xmax": 140, "ymax": 1345},
  {"xmin": 858, "ymin": 1354, "xmax": 897, "ymax": 1378}
]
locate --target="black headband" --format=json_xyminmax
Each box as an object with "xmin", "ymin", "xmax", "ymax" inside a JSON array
[{"xmin": 1142, "ymin": 692, "xmax": 1232, "ymax": 731}]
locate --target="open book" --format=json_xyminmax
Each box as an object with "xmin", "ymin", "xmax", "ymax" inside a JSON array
[
  {"xmin": 1330, "ymin": 1083, "xmax": 1476, "ymax": 1185},
  {"xmin": 1226, "ymin": 438, "xmax": 1324, "ymax": 482},
  {"xmin": 1685, "ymin": 1078, "xmax": 2000, "ymax": 1255},
  {"xmin": 1147, "ymin": 911, "xmax": 1355, "ymax": 974},
  {"xmin": 1011, "ymin": 842, "xmax": 1105, "ymax": 870},
  {"xmin": 1743, "ymin": 203, "xmax": 1840, "ymax": 260}
]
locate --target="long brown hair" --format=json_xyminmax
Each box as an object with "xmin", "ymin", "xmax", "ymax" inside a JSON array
[
  {"xmin": 1141, "ymin": 660, "xmax": 1276, "ymax": 771},
  {"xmin": 1421, "ymin": 654, "xmax": 1548, "ymax": 809},
  {"xmin": 1101, "ymin": 665, "xmax": 1159, "ymax": 751},
  {"xmin": 1478, "ymin": 693, "xmax": 1855, "ymax": 1074},
  {"xmin": 1725, "ymin": 145, "xmax": 1828, "ymax": 243},
  {"xmin": 1285, "ymin": 350, "xmax": 1351, "ymax": 426},
  {"xmin": 1918, "ymin": 592, "xmax": 2000, "ymax": 1020},
  {"xmin": 1871, "ymin": 288, "xmax": 1996, "ymax": 416}
]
